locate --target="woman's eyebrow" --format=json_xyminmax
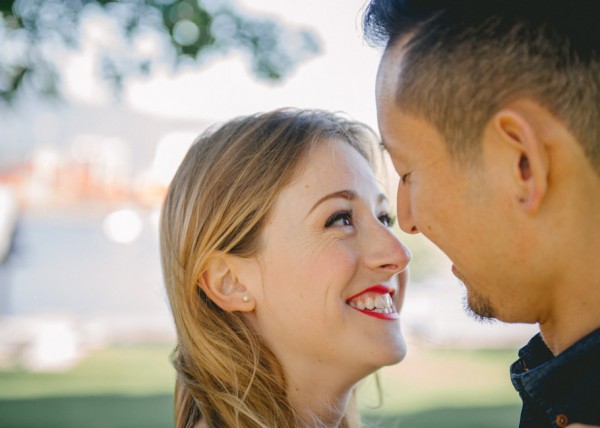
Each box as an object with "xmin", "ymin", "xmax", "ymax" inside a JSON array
[
  {"xmin": 306, "ymin": 190, "xmax": 388, "ymax": 218},
  {"xmin": 306, "ymin": 190, "xmax": 356, "ymax": 217}
]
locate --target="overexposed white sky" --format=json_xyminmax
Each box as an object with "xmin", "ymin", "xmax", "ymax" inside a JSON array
[{"xmin": 64, "ymin": 0, "xmax": 383, "ymax": 129}]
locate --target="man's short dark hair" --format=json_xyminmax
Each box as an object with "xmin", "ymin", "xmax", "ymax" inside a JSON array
[{"xmin": 364, "ymin": 0, "xmax": 600, "ymax": 172}]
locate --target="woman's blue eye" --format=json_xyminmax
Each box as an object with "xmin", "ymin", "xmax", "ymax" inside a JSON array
[
  {"xmin": 378, "ymin": 213, "xmax": 396, "ymax": 227},
  {"xmin": 325, "ymin": 210, "xmax": 353, "ymax": 228}
]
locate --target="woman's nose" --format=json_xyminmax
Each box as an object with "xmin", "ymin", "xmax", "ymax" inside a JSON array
[{"xmin": 364, "ymin": 223, "xmax": 411, "ymax": 275}]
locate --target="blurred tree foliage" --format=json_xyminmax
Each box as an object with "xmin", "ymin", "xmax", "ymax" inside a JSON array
[{"xmin": 0, "ymin": 0, "xmax": 320, "ymax": 103}]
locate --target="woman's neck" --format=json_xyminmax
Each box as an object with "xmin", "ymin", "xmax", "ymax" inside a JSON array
[
  {"xmin": 293, "ymin": 391, "xmax": 351, "ymax": 427},
  {"xmin": 286, "ymin": 373, "xmax": 356, "ymax": 427}
]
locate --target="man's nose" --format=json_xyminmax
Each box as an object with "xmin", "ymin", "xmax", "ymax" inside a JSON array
[{"xmin": 396, "ymin": 184, "xmax": 419, "ymax": 234}]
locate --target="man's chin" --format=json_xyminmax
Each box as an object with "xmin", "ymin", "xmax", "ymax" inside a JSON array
[{"xmin": 463, "ymin": 292, "xmax": 497, "ymax": 324}]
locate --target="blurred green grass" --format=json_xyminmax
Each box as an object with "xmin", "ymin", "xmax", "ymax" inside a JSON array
[
  {"xmin": 0, "ymin": 344, "xmax": 522, "ymax": 427},
  {"xmin": 359, "ymin": 345, "xmax": 521, "ymax": 427},
  {"xmin": 0, "ymin": 345, "xmax": 175, "ymax": 399}
]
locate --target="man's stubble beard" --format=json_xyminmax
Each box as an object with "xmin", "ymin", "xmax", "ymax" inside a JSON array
[{"xmin": 461, "ymin": 280, "xmax": 497, "ymax": 324}]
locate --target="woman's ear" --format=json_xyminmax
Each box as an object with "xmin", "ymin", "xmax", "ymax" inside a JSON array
[
  {"xmin": 490, "ymin": 102, "xmax": 550, "ymax": 214},
  {"xmin": 199, "ymin": 252, "xmax": 256, "ymax": 312}
]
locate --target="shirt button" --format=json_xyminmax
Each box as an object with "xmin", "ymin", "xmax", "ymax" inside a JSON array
[{"xmin": 555, "ymin": 413, "xmax": 569, "ymax": 428}]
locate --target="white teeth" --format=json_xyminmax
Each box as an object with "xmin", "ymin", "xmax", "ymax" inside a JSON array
[
  {"xmin": 348, "ymin": 292, "xmax": 395, "ymax": 313},
  {"xmin": 385, "ymin": 294, "xmax": 393, "ymax": 307}
]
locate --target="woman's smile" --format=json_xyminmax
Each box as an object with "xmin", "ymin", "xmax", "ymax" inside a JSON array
[{"xmin": 346, "ymin": 284, "xmax": 400, "ymax": 320}]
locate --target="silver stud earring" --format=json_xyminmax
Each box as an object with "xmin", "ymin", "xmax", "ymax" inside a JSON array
[{"xmin": 242, "ymin": 294, "xmax": 250, "ymax": 303}]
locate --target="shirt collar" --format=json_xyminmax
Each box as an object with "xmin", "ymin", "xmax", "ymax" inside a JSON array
[{"xmin": 511, "ymin": 327, "xmax": 600, "ymax": 397}]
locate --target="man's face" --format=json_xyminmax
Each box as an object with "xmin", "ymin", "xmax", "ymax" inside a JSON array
[{"xmin": 375, "ymin": 43, "xmax": 542, "ymax": 323}]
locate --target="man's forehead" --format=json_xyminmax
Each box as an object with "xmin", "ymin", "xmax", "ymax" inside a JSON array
[
  {"xmin": 376, "ymin": 51, "xmax": 396, "ymax": 89},
  {"xmin": 376, "ymin": 37, "xmax": 411, "ymax": 103}
]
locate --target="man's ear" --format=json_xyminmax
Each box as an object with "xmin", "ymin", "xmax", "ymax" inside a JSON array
[
  {"xmin": 490, "ymin": 103, "xmax": 550, "ymax": 214},
  {"xmin": 199, "ymin": 252, "xmax": 255, "ymax": 312}
]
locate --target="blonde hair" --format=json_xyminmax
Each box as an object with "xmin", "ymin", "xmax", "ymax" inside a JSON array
[{"xmin": 160, "ymin": 109, "xmax": 379, "ymax": 428}]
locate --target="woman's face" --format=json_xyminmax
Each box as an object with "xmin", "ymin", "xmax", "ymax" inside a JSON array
[{"xmin": 245, "ymin": 138, "xmax": 410, "ymax": 384}]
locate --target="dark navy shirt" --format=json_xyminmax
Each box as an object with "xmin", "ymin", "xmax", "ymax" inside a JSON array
[{"xmin": 510, "ymin": 327, "xmax": 600, "ymax": 428}]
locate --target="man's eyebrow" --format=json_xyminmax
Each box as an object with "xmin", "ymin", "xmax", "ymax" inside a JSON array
[
  {"xmin": 380, "ymin": 137, "xmax": 406, "ymax": 165},
  {"xmin": 307, "ymin": 190, "xmax": 356, "ymax": 217},
  {"xmin": 379, "ymin": 138, "xmax": 388, "ymax": 151}
]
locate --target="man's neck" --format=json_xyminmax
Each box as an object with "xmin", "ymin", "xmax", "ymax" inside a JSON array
[
  {"xmin": 540, "ymin": 169, "xmax": 600, "ymax": 355},
  {"xmin": 540, "ymin": 317, "xmax": 599, "ymax": 356},
  {"xmin": 539, "ymin": 244, "xmax": 600, "ymax": 355}
]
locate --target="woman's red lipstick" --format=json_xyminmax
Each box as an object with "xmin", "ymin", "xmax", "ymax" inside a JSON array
[{"xmin": 346, "ymin": 285, "xmax": 399, "ymax": 320}]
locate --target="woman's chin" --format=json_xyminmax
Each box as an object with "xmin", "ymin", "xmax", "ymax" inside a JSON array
[
  {"xmin": 364, "ymin": 335, "xmax": 408, "ymax": 374},
  {"xmin": 386, "ymin": 335, "xmax": 408, "ymax": 365}
]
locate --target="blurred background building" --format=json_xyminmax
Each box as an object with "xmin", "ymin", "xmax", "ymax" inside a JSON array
[{"xmin": 0, "ymin": 0, "xmax": 537, "ymax": 374}]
